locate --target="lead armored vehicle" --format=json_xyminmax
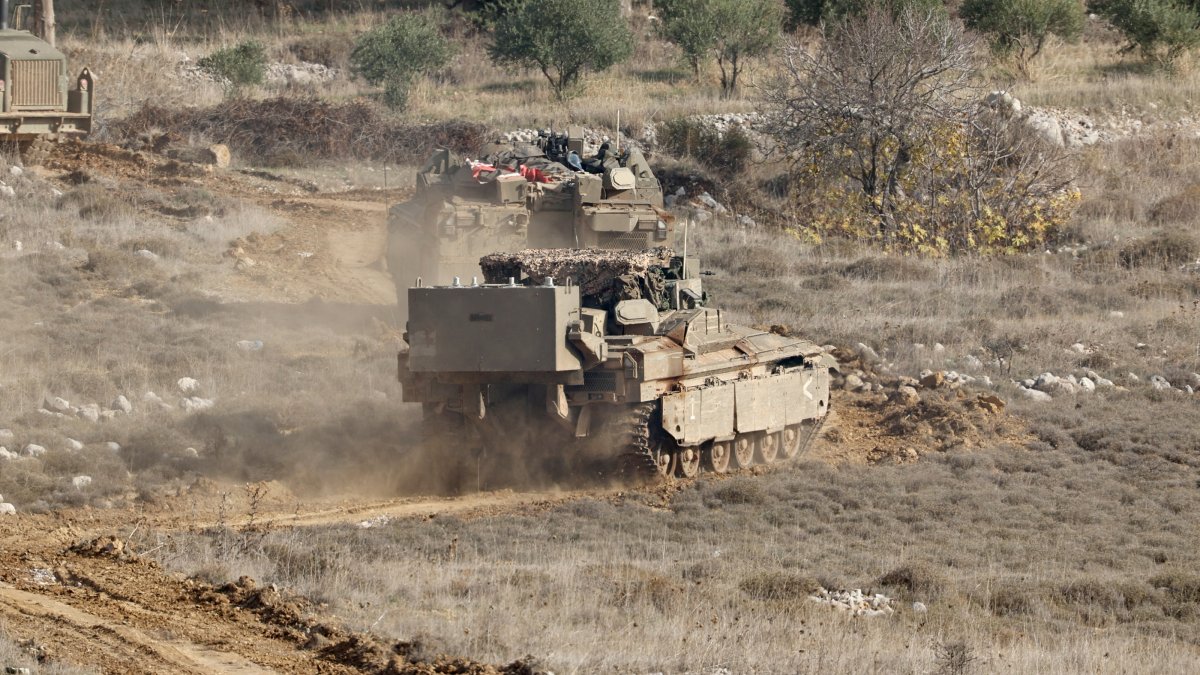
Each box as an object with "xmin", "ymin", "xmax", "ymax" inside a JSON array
[
  {"xmin": 1, "ymin": 1, "xmax": 94, "ymax": 161},
  {"xmin": 398, "ymin": 249, "xmax": 834, "ymax": 481},
  {"xmin": 387, "ymin": 127, "xmax": 670, "ymax": 316}
]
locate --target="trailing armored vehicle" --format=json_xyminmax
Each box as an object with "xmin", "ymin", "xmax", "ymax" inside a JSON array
[
  {"xmin": 398, "ymin": 249, "xmax": 834, "ymax": 481},
  {"xmin": 387, "ymin": 126, "xmax": 670, "ymax": 316},
  {"xmin": 1, "ymin": 0, "xmax": 94, "ymax": 162}
]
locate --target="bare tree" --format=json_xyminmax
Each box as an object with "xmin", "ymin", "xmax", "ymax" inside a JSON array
[{"xmin": 761, "ymin": 6, "xmax": 1077, "ymax": 253}]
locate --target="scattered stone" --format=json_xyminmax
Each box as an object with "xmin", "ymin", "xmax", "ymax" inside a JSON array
[
  {"xmin": 0, "ymin": 184, "xmax": 15, "ymax": 198},
  {"xmin": 1150, "ymin": 375, "xmax": 1172, "ymax": 391},
  {"xmin": 183, "ymin": 447, "xmax": 200, "ymax": 458},
  {"xmin": 855, "ymin": 342, "xmax": 880, "ymax": 361},
  {"xmin": 22, "ymin": 444, "xmax": 46, "ymax": 458},
  {"xmin": 1034, "ymin": 372, "xmax": 1059, "ymax": 392},
  {"xmin": 919, "ymin": 370, "xmax": 945, "ymax": 389},
  {"xmin": 76, "ymin": 403, "xmax": 101, "ymax": 423},
  {"xmin": 1019, "ymin": 387, "xmax": 1052, "ymax": 402},
  {"xmin": 0, "ymin": 447, "xmax": 16, "ymax": 461},
  {"xmin": 181, "ymin": 397, "xmax": 214, "ymax": 413},
  {"xmin": 134, "ymin": 249, "xmax": 159, "ymax": 260},
  {"xmin": 177, "ymin": 377, "xmax": 200, "ymax": 393},
  {"xmin": 808, "ymin": 588, "xmax": 895, "ymax": 617},
  {"xmin": 143, "ymin": 391, "xmax": 173, "ymax": 411},
  {"xmin": 1078, "ymin": 377, "xmax": 1096, "ymax": 393},
  {"xmin": 1070, "ymin": 342, "xmax": 1092, "ymax": 355},
  {"xmin": 44, "ymin": 395, "xmax": 71, "ymax": 413},
  {"xmin": 112, "ymin": 394, "xmax": 133, "ymax": 413},
  {"xmin": 976, "ymin": 393, "xmax": 1006, "ymax": 414},
  {"xmin": 103, "ymin": 441, "xmax": 121, "ymax": 452},
  {"xmin": 72, "ymin": 475, "xmax": 93, "ymax": 490},
  {"xmin": 892, "ymin": 384, "xmax": 916, "ymax": 403},
  {"xmin": 236, "ymin": 339, "xmax": 264, "ymax": 352},
  {"xmin": 0, "ymin": 503, "xmax": 15, "ymax": 516},
  {"xmin": 9, "ymin": 165, "xmax": 23, "ymax": 177},
  {"xmin": 1109, "ymin": 310, "xmax": 1125, "ymax": 319},
  {"xmin": 843, "ymin": 373, "xmax": 865, "ymax": 391},
  {"xmin": 65, "ymin": 438, "xmax": 84, "ymax": 452},
  {"xmin": 912, "ymin": 602, "xmax": 928, "ymax": 613},
  {"xmin": 933, "ymin": 343, "xmax": 946, "ymax": 353}
]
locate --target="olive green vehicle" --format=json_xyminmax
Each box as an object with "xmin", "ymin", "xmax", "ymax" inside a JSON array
[
  {"xmin": 0, "ymin": 1, "xmax": 94, "ymax": 161},
  {"xmin": 398, "ymin": 249, "xmax": 834, "ymax": 482},
  {"xmin": 387, "ymin": 126, "xmax": 671, "ymax": 316}
]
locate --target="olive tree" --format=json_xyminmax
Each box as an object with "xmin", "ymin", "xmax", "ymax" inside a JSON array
[
  {"xmin": 761, "ymin": 6, "xmax": 1078, "ymax": 253},
  {"xmin": 1088, "ymin": 0, "xmax": 1200, "ymax": 67},
  {"xmin": 961, "ymin": 0, "xmax": 1085, "ymax": 77},
  {"xmin": 489, "ymin": 0, "xmax": 633, "ymax": 100},
  {"xmin": 785, "ymin": 0, "xmax": 944, "ymax": 28},
  {"xmin": 658, "ymin": 0, "xmax": 783, "ymax": 98},
  {"xmin": 351, "ymin": 13, "xmax": 455, "ymax": 110}
]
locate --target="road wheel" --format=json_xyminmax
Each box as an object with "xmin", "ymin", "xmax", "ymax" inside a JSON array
[
  {"xmin": 755, "ymin": 431, "xmax": 780, "ymax": 464},
  {"xmin": 704, "ymin": 440, "xmax": 732, "ymax": 474},
  {"xmin": 732, "ymin": 434, "xmax": 755, "ymax": 469},
  {"xmin": 676, "ymin": 446, "xmax": 701, "ymax": 478}
]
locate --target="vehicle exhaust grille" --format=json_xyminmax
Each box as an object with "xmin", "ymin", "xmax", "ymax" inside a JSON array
[{"xmin": 11, "ymin": 60, "xmax": 63, "ymax": 110}]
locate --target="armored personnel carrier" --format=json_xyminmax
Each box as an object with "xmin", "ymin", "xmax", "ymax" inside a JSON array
[
  {"xmin": 398, "ymin": 249, "xmax": 834, "ymax": 481},
  {"xmin": 387, "ymin": 126, "xmax": 670, "ymax": 316},
  {"xmin": 1, "ymin": 1, "xmax": 94, "ymax": 161}
]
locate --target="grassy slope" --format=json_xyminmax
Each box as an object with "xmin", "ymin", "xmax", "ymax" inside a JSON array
[{"xmin": 1, "ymin": 5, "xmax": 1198, "ymax": 673}]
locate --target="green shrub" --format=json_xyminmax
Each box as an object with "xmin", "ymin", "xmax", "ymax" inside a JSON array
[
  {"xmin": 659, "ymin": 118, "xmax": 752, "ymax": 174},
  {"xmin": 1118, "ymin": 229, "xmax": 1200, "ymax": 269},
  {"xmin": 198, "ymin": 41, "xmax": 267, "ymax": 90},
  {"xmin": 351, "ymin": 13, "xmax": 455, "ymax": 110}
]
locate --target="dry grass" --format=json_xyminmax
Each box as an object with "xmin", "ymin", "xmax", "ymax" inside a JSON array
[{"xmin": 153, "ymin": 390, "xmax": 1200, "ymax": 672}]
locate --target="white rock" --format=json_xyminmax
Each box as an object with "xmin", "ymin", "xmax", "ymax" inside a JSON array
[
  {"xmin": 0, "ymin": 503, "xmax": 15, "ymax": 515},
  {"xmin": 77, "ymin": 403, "xmax": 101, "ymax": 423},
  {"xmin": 843, "ymin": 373, "xmax": 865, "ymax": 390},
  {"xmin": 1078, "ymin": 377, "xmax": 1096, "ymax": 393},
  {"xmin": 103, "ymin": 441, "xmax": 121, "ymax": 452},
  {"xmin": 65, "ymin": 438, "xmax": 84, "ymax": 452},
  {"xmin": 1150, "ymin": 375, "xmax": 1172, "ymax": 391},
  {"xmin": 1033, "ymin": 373, "xmax": 1059, "ymax": 392},
  {"xmin": 933, "ymin": 343, "xmax": 946, "ymax": 353},
  {"xmin": 856, "ymin": 342, "xmax": 880, "ymax": 361},
  {"xmin": 22, "ymin": 443, "xmax": 46, "ymax": 458},
  {"xmin": 912, "ymin": 601, "xmax": 928, "ymax": 613},
  {"xmin": 143, "ymin": 391, "xmax": 172, "ymax": 410},
  {"xmin": 235, "ymin": 340, "xmax": 264, "ymax": 352},
  {"xmin": 1070, "ymin": 343, "xmax": 1090, "ymax": 354},
  {"xmin": 134, "ymin": 249, "xmax": 159, "ymax": 260},
  {"xmin": 1020, "ymin": 387, "xmax": 1053, "ymax": 402},
  {"xmin": 44, "ymin": 395, "xmax": 71, "ymax": 413},
  {"xmin": 183, "ymin": 446, "xmax": 200, "ymax": 458},
  {"xmin": 0, "ymin": 447, "xmax": 16, "ymax": 461},
  {"xmin": 181, "ymin": 397, "xmax": 214, "ymax": 413},
  {"xmin": 177, "ymin": 377, "xmax": 200, "ymax": 393},
  {"xmin": 112, "ymin": 394, "xmax": 133, "ymax": 413},
  {"xmin": 963, "ymin": 355, "xmax": 983, "ymax": 370},
  {"xmin": 71, "ymin": 475, "xmax": 92, "ymax": 489},
  {"xmin": 1095, "ymin": 377, "xmax": 1114, "ymax": 388},
  {"xmin": 12, "ymin": 240, "xmax": 21, "ymax": 251},
  {"xmin": 1109, "ymin": 310, "xmax": 1125, "ymax": 319},
  {"xmin": 0, "ymin": 185, "xmax": 15, "ymax": 198},
  {"xmin": 9, "ymin": 165, "xmax": 23, "ymax": 177}
]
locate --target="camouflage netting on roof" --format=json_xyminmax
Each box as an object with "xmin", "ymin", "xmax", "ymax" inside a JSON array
[{"xmin": 480, "ymin": 248, "xmax": 676, "ymax": 310}]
